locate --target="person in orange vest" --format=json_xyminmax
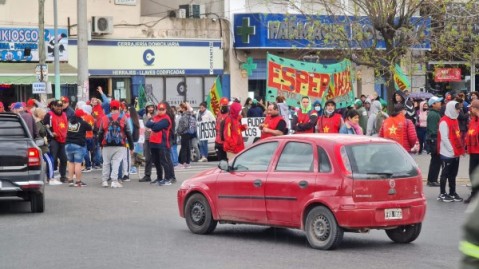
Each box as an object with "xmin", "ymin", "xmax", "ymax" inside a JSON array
[
  {"xmin": 292, "ymin": 96, "xmax": 318, "ymax": 133},
  {"xmin": 260, "ymin": 102, "xmax": 287, "ymax": 139},
  {"xmin": 42, "ymin": 99, "xmax": 69, "ymax": 183},
  {"xmin": 437, "ymin": 100, "xmax": 466, "ymax": 202},
  {"xmin": 465, "ymin": 100, "xmax": 479, "ymax": 203},
  {"xmin": 223, "ymin": 102, "xmax": 247, "ymax": 160},
  {"xmin": 379, "ymin": 103, "xmax": 417, "ymax": 152},
  {"xmin": 317, "ymin": 100, "xmax": 344, "ymax": 133}
]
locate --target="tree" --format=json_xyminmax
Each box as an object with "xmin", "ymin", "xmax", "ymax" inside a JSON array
[{"xmin": 270, "ymin": 0, "xmax": 479, "ymax": 112}]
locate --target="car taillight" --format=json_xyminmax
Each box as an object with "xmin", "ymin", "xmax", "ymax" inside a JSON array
[{"xmin": 28, "ymin": 147, "xmax": 41, "ymax": 167}]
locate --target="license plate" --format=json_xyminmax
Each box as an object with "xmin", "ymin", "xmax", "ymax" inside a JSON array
[{"xmin": 385, "ymin": 208, "xmax": 402, "ymax": 220}]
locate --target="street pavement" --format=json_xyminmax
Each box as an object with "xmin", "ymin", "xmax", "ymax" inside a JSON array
[
  {"xmin": 412, "ymin": 153, "xmax": 470, "ymax": 181},
  {"xmin": 0, "ymin": 157, "xmax": 473, "ymax": 269}
]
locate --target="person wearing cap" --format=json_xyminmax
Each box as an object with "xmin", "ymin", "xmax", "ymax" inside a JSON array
[
  {"xmin": 465, "ymin": 100, "xmax": 479, "ymax": 203},
  {"xmin": 42, "ymin": 99, "xmax": 69, "ymax": 182},
  {"xmin": 26, "ymin": 98, "xmax": 36, "ymax": 113},
  {"xmin": 98, "ymin": 100, "xmax": 134, "ymax": 188},
  {"xmin": 317, "ymin": 100, "xmax": 343, "ymax": 133},
  {"xmin": 215, "ymin": 97, "xmax": 230, "ymax": 161},
  {"xmin": 139, "ymin": 101, "xmax": 156, "ymax": 182},
  {"xmin": 197, "ymin": 101, "xmax": 215, "ymax": 162},
  {"xmin": 247, "ymin": 99, "xmax": 264, "ymax": 117},
  {"xmin": 425, "ymin": 96, "xmax": 443, "ymax": 187},
  {"xmin": 353, "ymin": 99, "xmax": 368, "ymax": 134},
  {"xmin": 292, "ymin": 96, "xmax": 318, "ymax": 134},
  {"xmin": 0, "ymin": 101, "xmax": 4, "ymax": 113},
  {"xmin": 379, "ymin": 103, "xmax": 417, "ymax": 152},
  {"xmin": 65, "ymin": 109, "xmax": 93, "ymax": 187},
  {"xmin": 12, "ymin": 102, "xmax": 38, "ymax": 139},
  {"xmin": 61, "ymin": 96, "xmax": 75, "ymax": 119},
  {"xmin": 145, "ymin": 102, "xmax": 176, "ymax": 186},
  {"xmin": 437, "ymin": 100, "xmax": 465, "ymax": 202}
]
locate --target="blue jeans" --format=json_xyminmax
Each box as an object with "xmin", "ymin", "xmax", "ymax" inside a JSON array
[
  {"xmin": 170, "ymin": 144, "xmax": 178, "ymax": 166},
  {"xmin": 65, "ymin": 143, "xmax": 87, "ymax": 163},
  {"xmin": 93, "ymin": 140, "xmax": 102, "ymax": 166},
  {"xmin": 199, "ymin": 140, "xmax": 208, "ymax": 158}
]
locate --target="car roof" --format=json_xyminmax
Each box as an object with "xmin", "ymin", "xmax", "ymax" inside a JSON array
[
  {"xmin": 0, "ymin": 112, "xmax": 21, "ymax": 119},
  {"xmin": 268, "ymin": 134, "xmax": 392, "ymax": 146}
]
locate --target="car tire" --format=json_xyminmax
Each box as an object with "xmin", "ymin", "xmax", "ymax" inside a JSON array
[
  {"xmin": 185, "ymin": 193, "xmax": 217, "ymax": 234},
  {"xmin": 385, "ymin": 223, "xmax": 422, "ymax": 243},
  {"xmin": 305, "ymin": 206, "xmax": 343, "ymax": 250},
  {"xmin": 30, "ymin": 192, "xmax": 44, "ymax": 213}
]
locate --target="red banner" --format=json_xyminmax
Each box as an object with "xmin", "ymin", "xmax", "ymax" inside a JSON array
[{"xmin": 434, "ymin": 68, "xmax": 462, "ymax": 82}]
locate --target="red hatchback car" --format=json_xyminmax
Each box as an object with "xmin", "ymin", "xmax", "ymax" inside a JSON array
[{"xmin": 177, "ymin": 134, "xmax": 426, "ymax": 250}]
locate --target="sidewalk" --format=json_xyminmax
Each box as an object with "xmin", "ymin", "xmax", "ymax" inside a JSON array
[{"xmin": 411, "ymin": 153, "xmax": 470, "ymax": 181}]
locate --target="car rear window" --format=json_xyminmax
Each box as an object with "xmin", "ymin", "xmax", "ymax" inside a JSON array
[
  {"xmin": 0, "ymin": 118, "xmax": 27, "ymax": 137},
  {"xmin": 344, "ymin": 143, "xmax": 418, "ymax": 179}
]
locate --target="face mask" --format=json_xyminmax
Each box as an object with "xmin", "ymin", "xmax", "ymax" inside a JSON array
[
  {"xmin": 314, "ymin": 106, "xmax": 321, "ymax": 112},
  {"xmin": 221, "ymin": 107, "xmax": 228, "ymax": 113},
  {"xmin": 326, "ymin": 108, "xmax": 334, "ymax": 114}
]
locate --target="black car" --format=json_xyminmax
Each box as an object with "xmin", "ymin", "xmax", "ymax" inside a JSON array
[{"xmin": 0, "ymin": 113, "xmax": 45, "ymax": 213}]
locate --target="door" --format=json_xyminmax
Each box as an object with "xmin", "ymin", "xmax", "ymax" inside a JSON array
[
  {"xmin": 215, "ymin": 141, "xmax": 278, "ymax": 224},
  {"xmin": 265, "ymin": 141, "xmax": 317, "ymax": 226}
]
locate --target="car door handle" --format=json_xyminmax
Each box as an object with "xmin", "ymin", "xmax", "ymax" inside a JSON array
[
  {"xmin": 253, "ymin": 179, "xmax": 262, "ymax": 187},
  {"xmin": 298, "ymin": 180, "xmax": 308, "ymax": 189}
]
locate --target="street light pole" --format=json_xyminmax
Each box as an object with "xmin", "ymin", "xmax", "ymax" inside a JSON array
[
  {"xmin": 77, "ymin": 0, "xmax": 89, "ymax": 102},
  {"xmin": 38, "ymin": 0, "xmax": 47, "ymax": 103},
  {"xmin": 53, "ymin": 0, "xmax": 60, "ymax": 99}
]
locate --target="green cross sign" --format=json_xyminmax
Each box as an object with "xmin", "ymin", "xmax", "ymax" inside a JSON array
[
  {"xmin": 236, "ymin": 17, "xmax": 255, "ymax": 43},
  {"xmin": 241, "ymin": 57, "xmax": 257, "ymax": 76}
]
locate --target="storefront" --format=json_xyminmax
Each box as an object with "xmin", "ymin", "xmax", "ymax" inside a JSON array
[
  {"xmin": 0, "ymin": 26, "xmax": 77, "ymax": 106},
  {"xmin": 68, "ymin": 38, "xmax": 224, "ymax": 107}
]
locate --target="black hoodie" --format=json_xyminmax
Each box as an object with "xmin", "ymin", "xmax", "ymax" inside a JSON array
[{"xmin": 66, "ymin": 116, "xmax": 93, "ymax": 146}]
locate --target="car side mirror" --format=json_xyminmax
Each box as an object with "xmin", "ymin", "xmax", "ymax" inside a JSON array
[
  {"xmin": 218, "ymin": 160, "xmax": 230, "ymax": 172},
  {"xmin": 35, "ymin": 138, "xmax": 45, "ymax": 147}
]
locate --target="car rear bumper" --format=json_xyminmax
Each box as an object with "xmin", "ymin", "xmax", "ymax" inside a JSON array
[
  {"xmin": 335, "ymin": 198, "xmax": 426, "ymax": 229},
  {"xmin": 0, "ymin": 180, "xmax": 45, "ymax": 193}
]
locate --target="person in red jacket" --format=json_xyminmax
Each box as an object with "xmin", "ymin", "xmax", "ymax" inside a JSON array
[
  {"xmin": 292, "ymin": 96, "xmax": 318, "ymax": 133},
  {"xmin": 260, "ymin": 102, "xmax": 287, "ymax": 139},
  {"xmin": 223, "ymin": 102, "xmax": 247, "ymax": 160},
  {"xmin": 42, "ymin": 99, "xmax": 69, "ymax": 183},
  {"xmin": 465, "ymin": 100, "xmax": 479, "ymax": 203},
  {"xmin": 317, "ymin": 100, "xmax": 344, "ymax": 133},
  {"xmin": 379, "ymin": 103, "xmax": 417, "ymax": 152},
  {"xmin": 215, "ymin": 97, "xmax": 229, "ymax": 161}
]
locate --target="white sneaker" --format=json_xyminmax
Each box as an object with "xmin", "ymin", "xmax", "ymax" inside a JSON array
[
  {"xmin": 184, "ymin": 164, "xmax": 191, "ymax": 169},
  {"xmin": 199, "ymin": 157, "xmax": 208, "ymax": 162},
  {"xmin": 111, "ymin": 181, "xmax": 123, "ymax": 188},
  {"xmin": 101, "ymin": 181, "xmax": 109, "ymax": 188},
  {"xmin": 49, "ymin": 179, "xmax": 62, "ymax": 186}
]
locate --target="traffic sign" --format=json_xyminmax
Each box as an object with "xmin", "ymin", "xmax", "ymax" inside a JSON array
[{"xmin": 32, "ymin": 82, "xmax": 47, "ymax": 94}]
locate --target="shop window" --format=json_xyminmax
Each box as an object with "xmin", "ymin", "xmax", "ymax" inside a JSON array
[
  {"xmin": 186, "ymin": 77, "xmax": 203, "ymax": 107},
  {"xmin": 112, "ymin": 78, "xmax": 131, "ymax": 103},
  {"xmin": 166, "ymin": 77, "xmax": 185, "ymax": 107},
  {"xmin": 145, "ymin": 77, "xmax": 164, "ymax": 103}
]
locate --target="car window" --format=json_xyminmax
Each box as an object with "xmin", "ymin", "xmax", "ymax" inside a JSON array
[
  {"xmin": 345, "ymin": 143, "xmax": 418, "ymax": 179},
  {"xmin": 232, "ymin": 142, "xmax": 278, "ymax": 172},
  {"xmin": 276, "ymin": 142, "xmax": 313, "ymax": 172},
  {"xmin": 318, "ymin": 146, "xmax": 331, "ymax": 173},
  {"xmin": 0, "ymin": 119, "xmax": 27, "ymax": 137}
]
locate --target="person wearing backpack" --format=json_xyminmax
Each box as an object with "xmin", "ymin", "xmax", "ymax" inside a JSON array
[
  {"xmin": 145, "ymin": 102, "xmax": 176, "ymax": 185},
  {"xmin": 98, "ymin": 100, "xmax": 134, "ymax": 188},
  {"xmin": 366, "ymin": 100, "xmax": 387, "ymax": 136},
  {"xmin": 177, "ymin": 102, "xmax": 196, "ymax": 169}
]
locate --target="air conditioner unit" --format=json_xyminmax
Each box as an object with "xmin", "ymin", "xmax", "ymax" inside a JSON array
[
  {"xmin": 178, "ymin": 4, "xmax": 205, "ymax": 18},
  {"xmin": 92, "ymin": 16, "xmax": 113, "ymax": 34}
]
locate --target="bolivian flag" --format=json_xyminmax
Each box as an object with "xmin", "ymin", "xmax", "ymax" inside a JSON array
[
  {"xmin": 394, "ymin": 64, "xmax": 411, "ymax": 91},
  {"xmin": 206, "ymin": 76, "xmax": 222, "ymax": 117}
]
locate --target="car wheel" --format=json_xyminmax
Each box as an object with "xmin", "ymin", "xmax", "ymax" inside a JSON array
[
  {"xmin": 30, "ymin": 193, "xmax": 44, "ymax": 213},
  {"xmin": 305, "ymin": 206, "xmax": 343, "ymax": 250},
  {"xmin": 385, "ymin": 223, "xmax": 422, "ymax": 243},
  {"xmin": 185, "ymin": 193, "xmax": 217, "ymax": 234}
]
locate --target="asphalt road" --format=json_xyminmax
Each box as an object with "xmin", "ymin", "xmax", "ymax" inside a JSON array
[{"xmin": 0, "ymin": 157, "xmax": 472, "ymax": 269}]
